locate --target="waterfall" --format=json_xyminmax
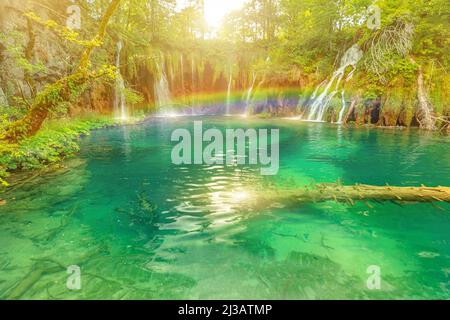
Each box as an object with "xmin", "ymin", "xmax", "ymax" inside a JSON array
[
  {"xmin": 180, "ymin": 55, "xmax": 185, "ymax": 96},
  {"xmin": 226, "ymin": 73, "xmax": 232, "ymax": 115},
  {"xmin": 307, "ymin": 44, "xmax": 363, "ymax": 122},
  {"xmin": 244, "ymin": 72, "xmax": 256, "ymax": 115},
  {"xmin": 310, "ymin": 80, "xmax": 326, "ymax": 101},
  {"xmin": 337, "ymin": 90, "xmax": 347, "ymax": 124},
  {"xmin": 114, "ymin": 41, "xmax": 127, "ymax": 120},
  {"xmin": 297, "ymin": 80, "xmax": 326, "ymax": 116},
  {"xmin": 190, "ymin": 57, "xmax": 197, "ymax": 114},
  {"xmin": 169, "ymin": 57, "xmax": 175, "ymax": 92},
  {"xmin": 154, "ymin": 54, "xmax": 174, "ymax": 116}
]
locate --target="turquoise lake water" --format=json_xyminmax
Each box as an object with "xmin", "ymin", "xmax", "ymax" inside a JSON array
[{"xmin": 0, "ymin": 116, "xmax": 449, "ymax": 299}]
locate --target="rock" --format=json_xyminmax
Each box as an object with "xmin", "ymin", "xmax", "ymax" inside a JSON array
[
  {"xmin": 0, "ymin": 87, "xmax": 7, "ymax": 106},
  {"xmin": 418, "ymin": 251, "xmax": 440, "ymax": 259}
]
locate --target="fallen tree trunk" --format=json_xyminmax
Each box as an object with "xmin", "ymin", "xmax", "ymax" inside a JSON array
[{"xmin": 247, "ymin": 183, "xmax": 450, "ymax": 209}]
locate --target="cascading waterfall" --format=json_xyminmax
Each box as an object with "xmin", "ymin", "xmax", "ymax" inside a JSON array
[
  {"xmin": 154, "ymin": 54, "xmax": 174, "ymax": 116},
  {"xmin": 337, "ymin": 90, "xmax": 347, "ymax": 124},
  {"xmin": 307, "ymin": 44, "xmax": 363, "ymax": 122},
  {"xmin": 191, "ymin": 57, "xmax": 196, "ymax": 115},
  {"xmin": 296, "ymin": 80, "xmax": 325, "ymax": 117},
  {"xmin": 244, "ymin": 72, "xmax": 257, "ymax": 115},
  {"xmin": 180, "ymin": 55, "xmax": 185, "ymax": 96},
  {"xmin": 226, "ymin": 72, "xmax": 232, "ymax": 115},
  {"xmin": 310, "ymin": 79, "xmax": 327, "ymax": 101},
  {"xmin": 169, "ymin": 58, "xmax": 175, "ymax": 90},
  {"xmin": 114, "ymin": 41, "xmax": 127, "ymax": 120}
]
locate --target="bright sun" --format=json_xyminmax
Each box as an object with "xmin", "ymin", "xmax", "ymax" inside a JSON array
[
  {"xmin": 177, "ymin": 0, "xmax": 246, "ymax": 31},
  {"xmin": 204, "ymin": 0, "xmax": 246, "ymax": 29}
]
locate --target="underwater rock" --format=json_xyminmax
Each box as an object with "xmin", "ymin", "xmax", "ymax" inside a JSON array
[
  {"xmin": 116, "ymin": 193, "xmax": 159, "ymax": 228},
  {"xmin": 418, "ymin": 251, "xmax": 440, "ymax": 259},
  {"xmin": 255, "ymin": 251, "xmax": 368, "ymax": 299}
]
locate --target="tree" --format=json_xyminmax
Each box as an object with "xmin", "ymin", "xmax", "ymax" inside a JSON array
[{"xmin": 2, "ymin": 0, "xmax": 122, "ymax": 143}]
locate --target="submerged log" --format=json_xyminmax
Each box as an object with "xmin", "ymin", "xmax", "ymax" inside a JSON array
[{"xmin": 250, "ymin": 184, "xmax": 450, "ymax": 208}]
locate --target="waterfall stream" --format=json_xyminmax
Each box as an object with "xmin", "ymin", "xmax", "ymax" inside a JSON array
[
  {"xmin": 154, "ymin": 55, "xmax": 174, "ymax": 116},
  {"xmin": 226, "ymin": 73, "xmax": 232, "ymax": 115},
  {"xmin": 114, "ymin": 41, "xmax": 127, "ymax": 120},
  {"xmin": 244, "ymin": 72, "xmax": 257, "ymax": 116},
  {"xmin": 307, "ymin": 44, "xmax": 363, "ymax": 122},
  {"xmin": 191, "ymin": 57, "xmax": 197, "ymax": 115},
  {"xmin": 337, "ymin": 90, "xmax": 347, "ymax": 124},
  {"xmin": 180, "ymin": 55, "xmax": 185, "ymax": 96}
]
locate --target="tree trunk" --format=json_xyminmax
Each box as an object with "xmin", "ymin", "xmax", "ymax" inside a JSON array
[
  {"xmin": 243, "ymin": 183, "xmax": 450, "ymax": 210},
  {"xmin": 344, "ymin": 97, "xmax": 359, "ymax": 124}
]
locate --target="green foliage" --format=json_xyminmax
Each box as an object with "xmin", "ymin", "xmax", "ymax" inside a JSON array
[
  {"xmin": 0, "ymin": 30, "xmax": 46, "ymax": 75},
  {"xmin": 124, "ymin": 88, "xmax": 144, "ymax": 105},
  {"xmin": 0, "ymin": 115, "xmax": 116, "ymax": 186},
  {"xmin": 387, "ymin": 58, "xmax": 418, "ymax": 83},
  {"xmin": 24, "ymin": 12, "xmax": 103, "ymax": 48},
  {"xmin": 0, "ymin": 102, "xmax": 26, "ymax": 121}
]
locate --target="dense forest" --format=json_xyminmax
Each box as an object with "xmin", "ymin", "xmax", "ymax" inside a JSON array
[{"xmin": 0, "ymin": 0, "xmax": 448, "ymax": 185}]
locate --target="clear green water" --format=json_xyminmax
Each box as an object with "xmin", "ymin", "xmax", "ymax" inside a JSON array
[{"xmin": 0, "ymin": 116, "xmax": 449, "ymax": 300}]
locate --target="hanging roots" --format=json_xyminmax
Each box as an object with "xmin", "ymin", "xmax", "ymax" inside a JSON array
[{"xmin": 363, "ymin": 19, "xmax": 414, "ymax": 82}]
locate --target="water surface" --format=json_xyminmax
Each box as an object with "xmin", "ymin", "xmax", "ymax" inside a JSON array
[{"xmin": 0, "ymin": 117, "xmax": 449, "ymax": 299}]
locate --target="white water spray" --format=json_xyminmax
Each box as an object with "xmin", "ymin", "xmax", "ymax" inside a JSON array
[
  {"xmin": 226, "ymin": 72, "xmax": 232, "ymax": 115},
  {"xmin": 244, "ymin": 72, "xmax": 257, "ymax": 116},
  {"xmin": 114, "ymin": 41, "xmax": 127, "ymax": 120},
  {"xmin": 191, "ymin": 57, "xmax": 196, "ymax": 114},
  {"xmin": 154, "ymin": 54, "xmax": 174, "ymax": 116},
  {"xmin": 307, "ymin": 44, "xmax": 363, "ymax": 122},
  {"xmin": 337, "ymin": 90, "xmax": 347, "ymax": 124},
  {"xmin": 180, "ymin": 55, "xmax": 185, "ymax": 96}
]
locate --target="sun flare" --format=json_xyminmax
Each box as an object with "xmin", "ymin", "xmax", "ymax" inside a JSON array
[{"xmin": 204, "ymin": 0, "xmax": 246, "ymax": 29}]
